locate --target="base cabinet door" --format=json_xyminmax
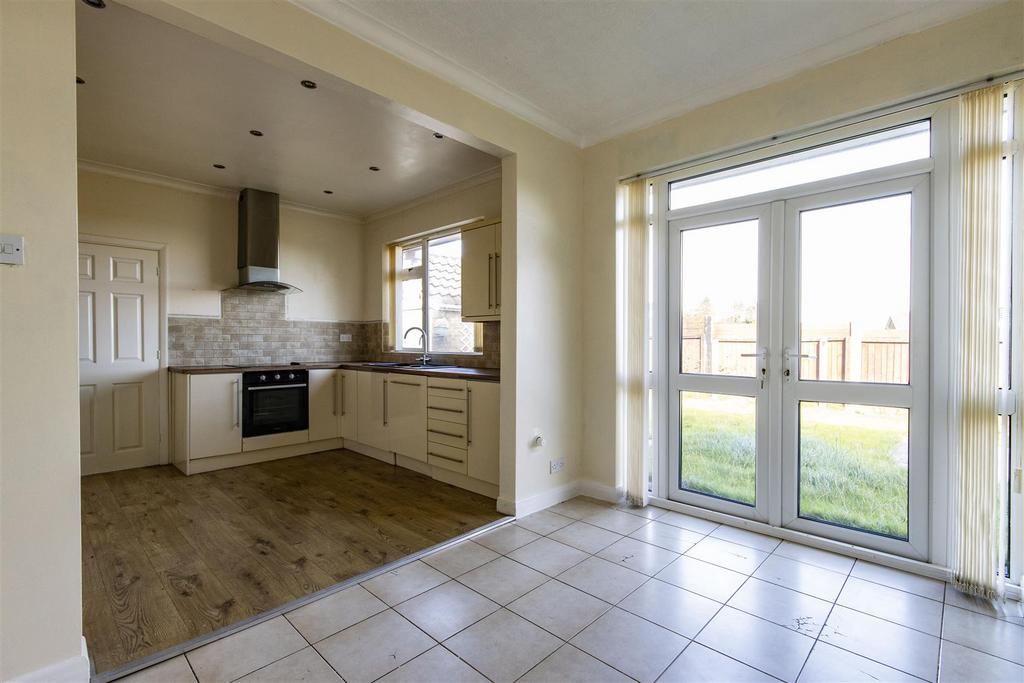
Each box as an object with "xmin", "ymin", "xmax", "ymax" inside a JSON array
[
  {"xmin": 308, "ymin": 369, "xmax": 340, "ymax": 442},
  {"xmin": 338, "ymin": 370, "xmax": 358, "ymax": 439},
  {"xmin": 189, "ymin": 373, "xmax": 242, "ymax": 459},
  {"xmin": 387, "ymin": 374, "xmax": 427, "ymax": 462},
  {"xmin": 356, "ymin": 371, "xmax": 389, "ymax": 450},
  {"xmin": 467, "ymin": 380, "xmax": 499, "ymax": 484}
]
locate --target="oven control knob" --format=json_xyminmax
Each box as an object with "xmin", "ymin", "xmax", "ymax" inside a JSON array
[
  {"xmin": 274, "ymin": 374, "xmax": 281, "ymax": 380},
  {"xmin": 288, "ymin": 373, "xmax": 295, "ymax": 380},
  {"xmin": 259, "ymin": 374, "xmax": 266, "ymax": 381}
]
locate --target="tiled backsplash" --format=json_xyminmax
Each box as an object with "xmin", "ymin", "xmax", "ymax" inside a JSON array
[{"xmin": 168, "ymin": 289, "xmax": 499, "ymax": 368}]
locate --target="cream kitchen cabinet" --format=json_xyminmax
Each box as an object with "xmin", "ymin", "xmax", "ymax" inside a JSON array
[
  {"xmin": 387, "ymin": 374, "xmax": 427, "ymax": 462},
  {"xmin": 178, "ymin": 372, "xmax": 242, "ymax": 460},
  {"xmin": 338, "ymin": 369, "xmax": 358, "ymax": 439},
  {"xmin": 467, "ymin": 380, "xmax": 500, "ymax": 485},
  {"xmin": 461, "ymin": 220, "xmax": 501, "ymax": 321},
  {"xmin": 356, "ymin": 370, "xmax": 389, "ymax": 450},
  {"xmin": 308, "ymin": 369, "xmax": 340, "ymax": 442}
]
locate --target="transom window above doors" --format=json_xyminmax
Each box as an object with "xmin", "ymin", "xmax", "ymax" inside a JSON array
[{"xmin": 390, "ymin": 230, "xmax": 481, "ymax": 354}]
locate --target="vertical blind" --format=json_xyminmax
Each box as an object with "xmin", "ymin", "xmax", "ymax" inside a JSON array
[{"xmin": 621, "ymin": 178, "xmax": 649, "ymax": 506}]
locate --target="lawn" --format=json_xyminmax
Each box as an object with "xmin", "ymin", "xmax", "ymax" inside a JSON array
[{"xmin": 680, "ymin": 396, "xmax": 908, "ymax": 539}]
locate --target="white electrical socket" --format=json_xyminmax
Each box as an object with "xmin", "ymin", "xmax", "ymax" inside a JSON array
[
  {"xmin": 339, "ymin": 333, "xmax": 353, "ymax": 342},
  {"xmin": 549, "ymin": 458, "xmax": 565, "ymax": 474},
  {"xmin": 0, "ymin": 234, "xmax": 25, "ymax": 266}
]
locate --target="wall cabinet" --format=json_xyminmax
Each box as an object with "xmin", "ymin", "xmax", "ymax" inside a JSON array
[
  {"xmin": 339, "ymin": 369, "xmax": 358, "ymax": 439},
  {"xmin": 462, "ymin": 221, "xmax": 501, "ymax": 320},
  {"xmin": 387, "ymin": 374, "xmax": 427, "ymax": 462},
  {"xmin": 187, "ymin": 373, "xmax": 242, "ymax": 459},
  {"xmin": 356, "ymin": 370, "xmax": 389, "ymax": 450}
]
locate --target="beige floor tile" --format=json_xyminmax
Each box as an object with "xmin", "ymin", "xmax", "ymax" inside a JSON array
[
  {"xmin": 773, "ymin": 541, "xmax": 854, "ymax": 574},
  {"xmin": 583, "ymin": 509, "xmax": 652, "ymax": 535},
  {"xmin": 657, "ymin": 643, "xmax": 776, "ymax": 683},
  {"xmin": 944, "ymin": 587, "xmax": 1024, "ymax": 625},
  {"xmin": 938, "ymin": 640, "xmax": 1024, "ymax": 683},
  {"xmin": 516, "ymin": 510, "xmax": 575, "ymax": 535},
  {"xmin": 186, "ymin": 617, "xmax": 307, "ymax": 683},
  {"xmin": 614, "ymin": 503, "xmax": 668, "ymax": 521},
  {"xmin": 474, "ymin": 524, "xmax": 542, "ymax": 554},
  {"xmin": 421, "ymin": 541, "xmax": 500, "ymax": 578},
  {"xmin": 655, "ymin": 511, "xmax": 719, "ymax": 535},
  {"xmin": 361, "ymin": 561, "xmax": 448, "ymax": 606},
  {"xmin": 285, "ymin": 585, "xmax": 386, "ymax": 643},
  {"xmin": 237, "ymin": 647, "xmax": 341, "ymax": 683},
  {"xmin": 798, "ymin": 641, "xmax": 920, "ymax": 683},
  {"xmin": 571, "ymin": 607, "xmax": 688, "ymax": 683},
  {"xmin": 850, "ymin": 560, "xmax": 944, "ymax": 601},
  {"xmin": 521, "ymin": 644, "xmax": 633, "ymax": 683},
  {"xmin": 549, "ymin": 521, "xmax": 623, "ymax": 554},
  {"xmin": 547, "ymin": 497, "xmax": 612, "ymax": 520},
  {"xmin": 597, "ymin": 537, "xmax": 681, "ymax": 576},
  {"xmin": 557, "ymin": 556, "xmax": 648, "ymax": 604},
  {"xmin": 656, "ymin": 555, "xmax": 747, "ymax": 603},
  {"xmin": 618, "ymin": 578, "xmax": 721, "ymax": 638},
  {"xmin": 508, "ymin": 579, "xmax": 612, "ymax": 639},
  {"xmin": 728, "ymin": 577, "xmax": 832, "ymax": 637},
  {"xmin": 686, "ymin": 536, "xmax": 770, "ymax": 575},
  {"xmin": 445, "ymin": 609, "xmax": 561, "ymax": 682},
  {"xmin": 820, "ymin": 605, "xmax": 940, "ymax": 681},
  {"xmin": 394, "ymin": 580, "xmax": 499, "ymax": 641},
  {"xmin": 377, "ymin": 645, "xmax": 487, "ymax": 683},
  {"xmin": 314, "ymin": 610, "xmax": 434, "ymax": 683},
  {"xmin": 508, "ymin": 537, "xmax": 590, "ymax": 576},
  {"xmin": 941, "ymin": 604, "xmax": 1024, "ymax": 665},
  {"xmin": 753, "ymin": 554, "xmax": 847, "ymax": 602},
  {"xmin": 837, "ymin": 577, "xmax": 942, "ymax": 636},
  {"xmin": 630, "ymin": 521, "xmax": 705, "ymax": 554},
  {"xmin": 119, "ymin": 656, "xmax": 197, "ymax": 683},
  {"xmin": 457, "ymin": 556, "xmax": 548, "ymax": 605},
  {"xmin": 709, "ymin": 525, "xmax": 781, "ymax": 553},
  {"xmin": 697, "ymin": 606, "xmax": 815, "ymax": 682}
]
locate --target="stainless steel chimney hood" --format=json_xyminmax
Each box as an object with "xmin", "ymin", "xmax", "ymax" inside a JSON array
[{"xmin": 234, "ymin": 188, "xmax": 301, "ymax": 294}]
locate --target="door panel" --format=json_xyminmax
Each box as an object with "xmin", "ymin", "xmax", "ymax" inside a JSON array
[{"xmin": 79, "ymin": 242, "xmax": 160, "ymax": 475}]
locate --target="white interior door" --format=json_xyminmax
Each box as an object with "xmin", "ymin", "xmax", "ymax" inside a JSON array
[
  {"xmin": 780, "ymin": 175, "xmax": 930, "ymax": 558},
  {"xmin": 668, "ymin": 204, "xmax": 772, "ymax": 521},
  {"xmin": 79, "ymin": 242, "xmax": 161, "ymax": 475}
]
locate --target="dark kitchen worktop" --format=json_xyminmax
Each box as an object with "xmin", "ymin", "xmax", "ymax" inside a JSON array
[{"xmin": 168, "ymin": 362, "xmax": 500, "ymax": 382}]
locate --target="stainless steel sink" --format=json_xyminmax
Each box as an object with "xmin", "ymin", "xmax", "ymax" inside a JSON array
[
  {"xmin": 398, "ymin": 363, "xmax": 455, "ymax": 369},
  {"xmin": 363, "ymin": 362, "xmax": 403, "ymax": 367}
]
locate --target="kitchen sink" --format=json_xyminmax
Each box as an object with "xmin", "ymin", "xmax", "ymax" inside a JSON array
[
  {"xmin": 362, "ymin": 362, "xmax": 403, "ymax": 367},
  {"xmin": 398, "ymin": 363, "xmax": 455, "ymax": 369}
]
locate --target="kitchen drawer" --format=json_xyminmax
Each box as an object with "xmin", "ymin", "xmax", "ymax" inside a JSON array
[
  {"xmin": 427, "ymin": 442, "xmax": 468, "ymax": 475},
  {"xmin": 427, "ymin": 377, "xmax": 467, "ymax": 398},
  {"xmin": 427, "ymin": 418, "xmax": 467, "ymax": 448},
  {"xmin": 427, "ymin": 395, "xmax": 467, "ymax": 424}
]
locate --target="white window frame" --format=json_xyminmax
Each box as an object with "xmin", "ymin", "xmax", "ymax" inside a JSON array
[
  {"xmin": 1005, "ymin": 83, "xmax": 1023, "ymax": 586},
  {"xmin": 649, "ymin": 101, "xmax": 955, "ymax": 564}
]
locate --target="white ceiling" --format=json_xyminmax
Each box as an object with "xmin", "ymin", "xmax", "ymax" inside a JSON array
[
  {"xmin": 296, "ymin": 0, "xmax": 999, "ymax": 146},
  {"xmin": 75, "ymin": 1, "xmax": 500, "ymax": 218}
]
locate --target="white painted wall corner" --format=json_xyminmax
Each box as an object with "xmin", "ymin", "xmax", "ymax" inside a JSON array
[{"xmin": 10, "ymin": 638, "xmax": 89, "ymax": 683}]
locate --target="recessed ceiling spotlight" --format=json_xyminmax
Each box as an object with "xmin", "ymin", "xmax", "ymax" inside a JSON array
[
  {"xmin": 300, "ymin": 80, "xmax": 317, "ymax": 89},
  {"xmin": 323, "ymin": 190, "xmax": 333, "ymax": 195},
  {"xmin": 433, "ymin": 132, "xmax": 444, "ymax": 139},
  {"xmin": 369, "ymin": 166, "xmax": 380, "ymax": 172},
  {"xmin": 80, "ymin": 0, "xmax": 106, "ymax": 8},
  {"xmin": 76, "ymin": 77, "xmax": 85, "ymax": 85},
  {"xmin": 213, "ymin": 164, "xmax": 226, "ymax": 169},
  {"xmin": 249, "ymin": 129, "xmax": 264, "ymax": 137}
]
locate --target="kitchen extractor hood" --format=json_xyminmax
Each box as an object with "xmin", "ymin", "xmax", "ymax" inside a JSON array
[{"xmin": 233, "ymin": 188, "xmax": 301, "ymax": 294}]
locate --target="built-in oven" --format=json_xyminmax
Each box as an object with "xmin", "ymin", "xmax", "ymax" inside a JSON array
[{"xmin": 242, "ymin": 369, "xmax": 309, "ymax": 437}]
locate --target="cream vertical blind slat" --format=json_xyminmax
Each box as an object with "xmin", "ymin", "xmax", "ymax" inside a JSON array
[
  {"xmin": 621, "ymin": 178, "xmax": 649, "ymax": 506},
  {"xmin": 952, "ymin": 84, "xmax": 1005, "ymax": 599}
]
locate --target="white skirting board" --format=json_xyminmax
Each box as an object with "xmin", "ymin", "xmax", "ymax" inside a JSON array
[{"xmin": 10, "ymin": 637, "xmax": 90, "ymax": 683}]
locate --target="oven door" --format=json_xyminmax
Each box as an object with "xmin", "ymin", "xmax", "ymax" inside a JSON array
[{"xmin": 243, "ymin": 384, "xmax": 309, "ymax": 437}]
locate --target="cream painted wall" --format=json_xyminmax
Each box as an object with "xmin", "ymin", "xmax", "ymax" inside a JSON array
[
  {"xmin": 125, "ymin": 0, "xmax": 585, "ymax": 512},
  {"xmin": 0, "ymin": 1, "xmax": 87, "ymax": 680},
  {"xmin": 77, "ymin": 169, "xmax": 364, "ymax": 321},
  {"xmin": 580, "ymin": 1, "xmax": 1024, "ymax": 491},
  {"xmin": 361, "ymin": 176, "xmax": 501, "ymax": 321}
]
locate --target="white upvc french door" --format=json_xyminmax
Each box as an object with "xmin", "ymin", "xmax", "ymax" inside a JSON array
[
  {"xmin": 666, "ymin": 174, "xmax": 931, "ymax": 558},
  {"xmin": 668, "ymin": 204, "xmax": 773, "ymax": 522},
  {"xmin": 781, "ymin": 175, "xmax": 931, "ymax": 559}
]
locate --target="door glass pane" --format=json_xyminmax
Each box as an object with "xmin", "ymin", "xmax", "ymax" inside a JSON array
[
  {"xmin": 800, "ymin": 194, "xmax": 911, "ymax": 384},
  {"xmin": 427, "ymin": 233, "xmax": 477, "ymax": 353},
  {"xmin": 798, "ymin": 402, "xmax": 909, "ymax": 539},
  {"xmin": 669, "ymin": 121, "xmax": 929, "ymax": 210},
  {"xmin": 680, "ymin": 220, "xmax": 758, "ymax": 376},
  {"xmin": 680, "ymin": 392, "xmax": 756, "ymax": 506}
]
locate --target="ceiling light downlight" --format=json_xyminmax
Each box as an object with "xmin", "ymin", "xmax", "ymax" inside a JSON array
[
  {"xmin": 323, "ymin": 190, "xmax": 333, "ymax": 194},
  {"xmin": 213, "ymin": 164, "xmax": 226, "ymax": 169},
  {"xmin": 249, "ymin": 129, "xmax": 264, "ymax": 137},
  {"xmin": 80, "ymin": 0, "xmax": 106, "ymax": 7},
  {"xmin": 300, "ymin": 80, "xmax": 318, "ymax": 89},
  {"xmin": 433, "ymin": 133, "xmax": 444, "ymax": 139},
  {"xmin": 369, "ymin": 166, "xmax": 380, "ymax": 172},
  {"xmin": 76, "ymin": 77, "xmax": 86, "ymax": 85}
]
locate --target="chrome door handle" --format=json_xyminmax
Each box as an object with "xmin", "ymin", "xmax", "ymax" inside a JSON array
[
  {"xmin": 340, "ymin": 374, "xmax": 346, "ymax": 416},
  {"xmin": 383, "ymin": 379, "xmax": 388, "ymax": 426},
  {"xmin": 332, "ymin": 373, "xmax": 338, "ymax": 416},
  {"xmin": 741, "ymin": 348, "xmax": 769, "ymax": 389},
  {"xmin": 488, "ymin": 253, "xmax": 494, "ymax": 309},
  {"xmin": 466, "ymin": 386, "xmax": 473, "ymax": 444},
  {"xmin": 783, "ymin": 348, "xmax": 816, "ymax": 380},
  {"xmin": 233, "ymin": 379, "xmax": 240, "ymax": 428},
  {"xmin": 494, "ymin": 254, "xmax": 501, "ymax": 308}
]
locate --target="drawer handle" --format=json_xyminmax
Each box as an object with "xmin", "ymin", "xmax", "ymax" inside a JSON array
[
  {"xmin": 428, "ymin": 428, "xmax": 464, "ymax": 438},
  {"xmin": 429, "ymin": 406, "xmax": 464, "ymax": 413},
  {"xmin": 431, "ymin": 386, "xmax": 465, "ymax": 392},
  {"xmin": 429, "ymin": 451, "xmax": 464, "ymax": 464},
  {"xmin": 390, "ymin": 380, "xmax": 421, "ymax": 386}
]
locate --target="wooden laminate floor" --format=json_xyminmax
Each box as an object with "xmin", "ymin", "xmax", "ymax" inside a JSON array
[{"xmin": 81, "ymin": 449, "xmax": 504, "ymax": 673}]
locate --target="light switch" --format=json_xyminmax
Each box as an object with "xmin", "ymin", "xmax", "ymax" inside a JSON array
[{"xmin": 0, "ymin": 234, "xmax": 24, "ymax": 265}]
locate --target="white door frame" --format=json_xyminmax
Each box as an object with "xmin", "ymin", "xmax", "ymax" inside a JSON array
[{"xmin": 79, "ymin": 234, "xmax": 169, "ymax": 465}]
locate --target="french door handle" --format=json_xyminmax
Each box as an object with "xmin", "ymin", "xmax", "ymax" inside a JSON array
[
  {"xmin": 741, "ymin": 348, "xmax": 768, "ymax": 389},
  {"xmin": 783, "ymin": 348, "xmax": 816, "ymax": 381}
]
